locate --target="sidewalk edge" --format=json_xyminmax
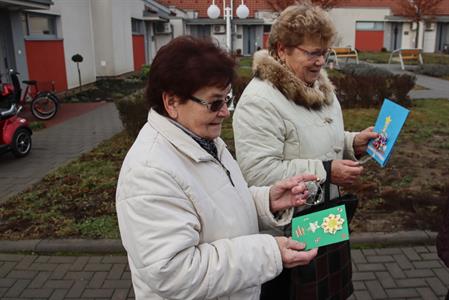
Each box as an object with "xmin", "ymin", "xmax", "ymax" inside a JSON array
[{"xmin": 0, "ymin": 231, "xmax": 437, "ymax": 254}]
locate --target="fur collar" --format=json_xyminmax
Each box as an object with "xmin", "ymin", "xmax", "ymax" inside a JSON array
[{"xmin": 252, "ymin": 50, "xmax": 334, "ymax": 109}]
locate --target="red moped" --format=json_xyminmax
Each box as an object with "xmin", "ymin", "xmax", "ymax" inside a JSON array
[{"xmin": 0, "ymin": 72, "xmax": 32, "ymax": 158}]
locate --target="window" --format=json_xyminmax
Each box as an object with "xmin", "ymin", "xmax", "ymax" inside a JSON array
[
  {"xmin": 22, "ymin": 13, "xmax": 57, "ymax": 37},
  {"xmin": 154, "ymin": 22, "xmax": 172, "ymax": 34},
  {"xmin": 356, "ymin": 21, "xmax": 384, "ymax": 31},
  {"xmin": 425, "ymin": 22, "xmax": 435, "ymax": 31},
  {"xmin": 132, "ymin": 18, "xmax": 144, "ymax": 34},
  {"xmin": 189, "ymin": 25, "xmax": 211, "ymax": 38}
]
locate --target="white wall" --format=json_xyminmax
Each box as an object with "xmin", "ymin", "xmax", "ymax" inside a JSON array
[
  {"xmin": 110, "ymin": 0, "xmax": 141, "ymax": 75},
  {"xmin": 154, "ymin": 33, "xmax": 172, "ymax": 53},
  {"xmin": 91, "ymin": 0, "xmax": 113, "ymax": 76},
  {"xmin": 329, "ymin": 7, "xmax": 391, "ymax": 47},
  {"xmin": 423, "ymin": 24, "xmax": 437, "ymax": 52},
  {"xmin": 170, "ymin": 18, "xmax": 185, "ymax": 37},
  {"xmin": 91, "ymin": 0, "xmax": 147, "ymax": 76},
  {"xmin": 47, "ymin": 0, "xmax": 97, "ymax": 89},
  {"xmin": 235, "ymin": 25, "xmax": 243, "ymax": 52},
  {"xmin": 212, "ymin": 31, "xmax": 227, "ymax": 50},
  {"xmin": 401, "ymin": 22, "xmax": 414, "ymax": 49}
]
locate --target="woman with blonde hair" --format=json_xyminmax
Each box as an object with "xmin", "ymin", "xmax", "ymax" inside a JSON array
[{"xmin": 233, "ymin": 4, "xmax": 378, "ymax": 300}]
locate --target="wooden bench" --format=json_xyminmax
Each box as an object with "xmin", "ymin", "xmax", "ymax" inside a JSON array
[
  {"xmin": 327, "ymin": 47, "xmax": 359, "ymax": 66},
  {"xmin": 388, "ymin": 48, "xmax": 423, "ymax": 70}
]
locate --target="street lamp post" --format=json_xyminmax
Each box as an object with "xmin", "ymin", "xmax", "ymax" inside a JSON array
[
  {"xmin": 207, "ymin": 0, "xmax": 249, "ymax": 111},
  {"xmin": 207, "ymin": 0, "xmax": 249, "ymax": 52}
]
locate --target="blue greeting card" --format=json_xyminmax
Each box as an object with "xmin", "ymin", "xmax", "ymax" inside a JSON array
[
  {"xmin": 292, "ymin": 205, "xmax": 349, "ymax": 250},
  {"xmin": 366, "ymin": 99, "xmax": 410, "ymax": 167}
]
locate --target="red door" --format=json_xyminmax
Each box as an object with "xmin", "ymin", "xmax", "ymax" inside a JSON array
[
  {"xmin": 25, "ymin": 40, "xmax": 68, "ymax": 92},
  {"xmin": 355, "ymin": 30, "xmax": 384, "ymax": 52},
  {"xmin": 263, "ymin": 33, "xmax": 270, "ymax": 49},
  {"xmin": 132, "ymin": 34, "xmax": 145, "ymax": 71}
]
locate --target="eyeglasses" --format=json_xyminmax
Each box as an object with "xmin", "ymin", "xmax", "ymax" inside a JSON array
[
  {"xmin": 189, "ymin": 94, "xmax": 235, "ymax": 112},
  {"xmin": 295, "ymin": 46, "xmax": 331, "ymax": 61}
]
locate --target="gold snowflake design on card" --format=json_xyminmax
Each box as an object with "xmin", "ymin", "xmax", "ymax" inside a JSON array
[{"xmin": 321, "ymin": 214, "xmax": 345, "ymax": 235}]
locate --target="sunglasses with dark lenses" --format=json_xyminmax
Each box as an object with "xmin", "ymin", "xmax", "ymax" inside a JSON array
[{"xmin": 189, "ymin": 94, "xmax": 235, "ymax": 112}]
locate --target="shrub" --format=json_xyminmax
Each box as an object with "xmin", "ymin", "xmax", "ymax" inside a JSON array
[
  {"xmin": 233, "ymin": 75, "xmax": 252, "ymax": 106},
  {"xmin": 330, "ymin": 63, "xmax": 415, "ymax": 108},
  {"xmin": 114, "ymin": 89, "xmax": 149, "ymax": 138},
  {"xmin": 140, "ymin": 64, "xmax": 151, "ymax": 80},
  {"xmin": 415, "ymin": 64, "xmax": 449, "ymax": 78},
  {"xmin": 64, "ymin": 78, "xmax": 145, "ymax": 103}
]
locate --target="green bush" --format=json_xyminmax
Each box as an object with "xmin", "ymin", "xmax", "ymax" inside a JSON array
[
  {"xmin": 233, "ymin": 75, "xmax": 252, "ymax": 105},
  {"xmin": 114, "ymin": 89, "xmax": 149, "ymax": 138},
  {"xmin": 330, "ymin": 63, "xmax": 415, "ymax": 108},
  {"xmin": 415, "ymin": 64, "xmax": 449, "ymax": 78},
  {"xmin": 140, "ymin": 64, "xmax": 151, "ymax": 80}
]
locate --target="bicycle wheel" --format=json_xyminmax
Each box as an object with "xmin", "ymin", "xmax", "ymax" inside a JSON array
[{"xmin": 31, "ymin": 92, "xmax": 59, "ymax": 120}]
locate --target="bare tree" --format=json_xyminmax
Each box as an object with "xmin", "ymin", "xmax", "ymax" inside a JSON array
[
  {"xmin": 266, "ymin": 0, "xmax": 341, "ymax": 11},
  {"xmin": 395, "ymin": 0, "xmax": 444, "ymax": 48}
]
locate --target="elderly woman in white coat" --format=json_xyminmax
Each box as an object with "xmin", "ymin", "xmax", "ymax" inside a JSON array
[
  {"xmin": 116, "ymin": 36, "xmax": 319, "ymax": 300},
  {"xmin": 232, "ymin": 4, "xmax": 378, "ymax": 300}
]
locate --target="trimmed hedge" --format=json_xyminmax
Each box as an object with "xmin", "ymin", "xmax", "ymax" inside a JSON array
[
  {"xmin": 330, "ymin": 63, "xmax": 414, "ymax": 108},
  {"xmin": 115, "ymin": 64, "xmax": 416, "ymax": 137},
  {"xmin": 64, "ymin": 78, "xmax": 145, "ymax": 103},
  {"xmin": 114, "ymin": 89, "xmax": 149, "ymax": 138},
  {"xmin": 415, "ymin": 64, "xmax": 449, "ymax": 78}
]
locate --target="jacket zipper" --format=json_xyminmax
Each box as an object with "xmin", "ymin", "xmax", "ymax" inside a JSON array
[{"xmin": 215, "ymin": 159, "xmax": 235, "ymax": 187}]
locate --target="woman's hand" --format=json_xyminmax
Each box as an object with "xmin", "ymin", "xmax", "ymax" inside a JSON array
[
  {"xmin": 353, "ymin": 126, "xmax": 379, "ymax": 157},
  {"xmin": 275, "ymin": 237, "xmax": 318, "ymax": 268},
  {"xmin": 269, "ymin": 174, "xmax": 317, "ymax": 213},
  {"xmin": 331, "ymin": 160, "xmax": 363, "ymax": 186}
]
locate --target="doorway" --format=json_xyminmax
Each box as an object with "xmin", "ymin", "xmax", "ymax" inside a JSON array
[
  {"xmin": 243, "ymin": 26, "xmax": 256, "ymax": 55},
  {"xmin": 390, "ymin": 23, "xmax": 403, "ymax": 51}
]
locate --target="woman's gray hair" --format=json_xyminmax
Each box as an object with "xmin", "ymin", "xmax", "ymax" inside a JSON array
[{"xmin": 268, "ymin": 3, "xmax": 336, "ymax": 59}]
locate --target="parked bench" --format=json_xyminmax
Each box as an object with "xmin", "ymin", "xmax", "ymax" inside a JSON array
[
  {"xmin": 327, "ymin": 47, "xmax": 359, "ymax": 66},
  {"xmin": 388, "ymin": 48, "xmax": 423, "ymax": 70}
]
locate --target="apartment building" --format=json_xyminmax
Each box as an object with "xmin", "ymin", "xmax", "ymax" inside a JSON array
[
  {"xmin": 160, "ymin": 0, "xmax": 449, "ymax": 53},
  {"xmin": 0, "ymin": 0, "xmax": 173, "ymax": 91},
  {"xmin": 1, "ymin": 0, "xmax": 448, "ymax": 93}
]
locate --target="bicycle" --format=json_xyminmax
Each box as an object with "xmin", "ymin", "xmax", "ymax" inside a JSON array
[{"xmin": 9, "ymin": 70, "xmax": 59, "ymax": 120}]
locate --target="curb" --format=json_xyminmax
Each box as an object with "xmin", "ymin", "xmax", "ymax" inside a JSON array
[
  {"xmin": 0, "ymin": 239, "xmax": 125, "ymax": 254},
  {"xmin": 0, "ymin": 231, "xmax": 437, "ymax": 254}
]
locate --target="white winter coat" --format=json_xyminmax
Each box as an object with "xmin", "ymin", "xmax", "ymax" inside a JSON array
[
  {"xmin": 233, "ymin": 50, "xmax": 357, "ymax": 200},
  {"xmin": 116, "ymin": 109, "xmax": 293, "ymax": 300}
]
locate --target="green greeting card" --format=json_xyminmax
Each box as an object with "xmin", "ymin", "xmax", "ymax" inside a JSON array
[{"xmin": 291, "ymin": 205, "xmax": 349, "ymax": 250}]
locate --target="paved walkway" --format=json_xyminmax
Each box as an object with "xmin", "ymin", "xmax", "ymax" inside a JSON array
[
  {"xmin": 371, "ymin": 63, "xmax": 449, "ymax": 100},
  {"xmin": 0, "ymin": 102, "xmax": 123, "ymax": 204},
  {"xmin": 0, "ymin": 245, "xmax": 447, "ymax": 300},
  {"xmin": 1, "ymin": 71, "xmax": 448, "ymax": 299}
]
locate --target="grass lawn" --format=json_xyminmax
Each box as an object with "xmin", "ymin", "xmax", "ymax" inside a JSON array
[
  {"xmin": 357, "ymin": 52, "xmax": 391, "ymax": 64},
  {"xmin": 352, "ymin": 51, "xmax": 449, "ymax": 66},
  {"xmin": 1, "ymin": 99, "xmax": 448, "ymax": 240}
]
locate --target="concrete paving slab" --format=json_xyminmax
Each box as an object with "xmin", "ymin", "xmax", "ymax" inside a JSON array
[
  {"xmin": 0, "ymin": 246, "xmax": 446, "ymax": 300},
  {"xmin": 0, "ymin": 103, "xmax": 123, "ymax": 204}
]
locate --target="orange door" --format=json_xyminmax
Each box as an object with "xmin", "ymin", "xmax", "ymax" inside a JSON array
[
  {"xmin": 132, "ymin": 34, "xmax": 145, "ymax": 71},
  {"xmin": 355, "ymin": 30, "xmax": 384, "ymax": 52},
  {"xmin": 25, "ymin": 40, "xmax": 68, "ymax": 92}
]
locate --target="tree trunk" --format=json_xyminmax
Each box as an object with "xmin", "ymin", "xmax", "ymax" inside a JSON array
[{"xmin": 415, "ymin": 21, "xmax": 420, "ymax": 48}]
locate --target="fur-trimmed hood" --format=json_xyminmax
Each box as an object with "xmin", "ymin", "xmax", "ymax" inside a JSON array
[{"xmin": 252, "ymin": 50, "xmax": 334, "ymax": 109}]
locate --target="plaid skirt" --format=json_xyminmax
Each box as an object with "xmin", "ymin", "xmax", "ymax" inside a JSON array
[{"xmin": 261, "ymin": 241, "xmax": 353, "ymax": 300}]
